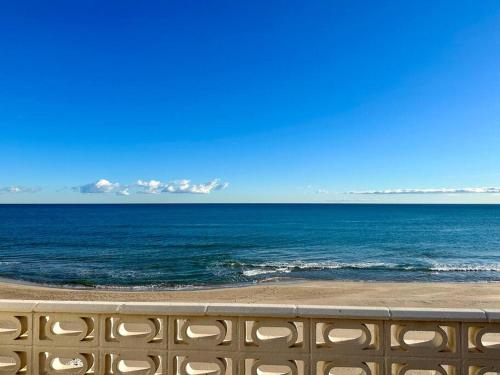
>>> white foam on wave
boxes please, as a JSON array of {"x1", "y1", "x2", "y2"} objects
[
  {"x1": 430, "y1": 263, "x2": 500, "y2": 272},
  {"x1": 243, "y1": 267, "x2": 292, "y2": 277},
  {"x1": 238, "y1": 260, "x2": 500, "y2": 277},
  {"x1": 257, "y1": 261, "x2": 388, "y2": 269},
  {"x1": 93, "y1": 283, "x2": 203, "y2": 291},
  {"x1": 240, "y1": 261, "x2": 398, "y2": 277}
]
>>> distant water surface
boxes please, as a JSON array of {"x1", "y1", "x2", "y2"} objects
[{"x1": 0, "y1": 204, "x2": 499, "y2": 288}]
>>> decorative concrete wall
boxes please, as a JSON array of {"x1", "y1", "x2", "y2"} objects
[{"x1": 0, "y1": 300, "x2": 499, "y2": 374}]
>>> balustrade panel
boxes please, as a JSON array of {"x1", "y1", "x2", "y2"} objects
[
  {"x1": 100, "y1": 315, "x2": 167, "y2": 349},
  {"x1": 34, "y1": 313, "x2": 99, "y2": 348},
  {"x1": 386, "y1": 321, "x2": 460, "y2": 358},
  {"x1": 312, "y1": 318, "x2": 384, "y2": 356},
  {"x1": 168, "y1": 316, "x2": 237, "y2": 352},
  {"x1": 239, "y1": 317, "x2": 309, "y2": 353}
]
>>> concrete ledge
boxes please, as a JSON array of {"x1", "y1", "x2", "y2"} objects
[
  {"x1": 118, "y1": 302, "x2": 208, "y2": 315},
  {"x1": 206, "y1": 303, "x2": 297, "y2": 317},
  {"x1": 0, "y1": 300, "x2": 491, "y2": 321},
  {"x1": 483, "y1": 308, "x2": 500, "y2": 323},
  {"x1": 389, "y1": 307, "x2": 487, "y2": 322},
  {"x1": 33, "y1": 301, "x2": 121, "y2": 313},
  {"x1": 297, "y1": 305, "x2": 390, "y2": 319},
  {"x1": 0, "y1": 300, "x2": 38, "y2": 312}
]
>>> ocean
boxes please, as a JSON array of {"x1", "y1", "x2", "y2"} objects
[{"x1": 0, "y1": 204, "x2": 499, "y2": 288}]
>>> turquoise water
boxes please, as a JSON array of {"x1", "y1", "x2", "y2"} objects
[{"x1": 0, "y1": 204, "x2": 499, "y2": 288}]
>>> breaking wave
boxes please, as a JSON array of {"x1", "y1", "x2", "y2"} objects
[
  {"x1": 229, "y1": 260, "x2": 500, "y2": 277},
  {"x1": 429, "y1": 264, "x2": 500, "y2": 272}
]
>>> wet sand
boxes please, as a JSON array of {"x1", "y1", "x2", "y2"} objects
[{"x1": 0, "y1": 279, "x2": 499, "y2": 307}]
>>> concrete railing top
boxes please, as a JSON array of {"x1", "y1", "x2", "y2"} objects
[{"x1": 0, "y1": 299, "x2": 498, "y2": 322}]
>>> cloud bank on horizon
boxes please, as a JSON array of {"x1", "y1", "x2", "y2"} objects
[
  {"x1": 74, "y1": 178, "x2": 229, "y2": 196},
  {"x1": 0, "y1": 186, "x2": 41, "y2": 194},
  {"x1": 137, "y1": 178, "x2": 229, "y2": 194},
  {"x1": 349, "y1": 187, "x2": 500, "y2": 194},
  {"x1": 3, "y1": 182, "x2": 500, "y2": 198}
]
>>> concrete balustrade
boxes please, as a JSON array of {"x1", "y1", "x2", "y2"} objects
[{"x1": 0, "y1": 300, "x2": 499, "y2": 374}]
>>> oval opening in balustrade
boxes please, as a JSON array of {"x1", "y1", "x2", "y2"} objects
[
  {"x1": 118, "y1": 322, "x2": 152, "y2": 338},
  {"x1": 328, "y1": 328, "x2": 364, "y2": 344},
  {"x1": 0, "y1": 320, "x2": 17, "y2": 334},
  {"x1": 50, "y1": 357, "x2": 84, "y2": 371},
  {"x1": 256, "y1": 327, "x2": 292, "y2": 342},
  {"x1": 185, "y1": 361, "x2": 221, "y2": 375},
  {"x1": 0, "y1": 356, "x2": 16, "y2": 369},
  {"x1": 117, "y1": 359, "x2": 152, "y2": 374},
  {"x1": 402, "y1": 330, "x2": 443, "y2": 348},
  {"x1": 328, "y1": 366, "x2": 367, "y2": 375},
  {"x1": 256, "y1": 364, "x2": 293, "y2": 375},
  {"x1": 187, "y1": 325, "x2": 221, "y2": 339},
  {"x1": 481, "y1": 332, "x2": 500, "y2": 349},
  {"x1": 52, "y1": 321, "x2": 84, "y2": 336}
]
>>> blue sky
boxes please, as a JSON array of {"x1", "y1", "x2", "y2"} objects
[{"x1": 1, "y1": 0, "x2": 499, "y2": 203}]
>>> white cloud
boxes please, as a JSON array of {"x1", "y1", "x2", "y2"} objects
[
  {"x1": 136, "y1": 179, "x2": 163, "y2": 194},
  {"x1": 316, "y1": 189, "x2": 329, "y2": 194},
  {"x1": 0, "y1": 186, "x2": 40, "y2": 194},
  {"x1": 349, "y1": 187, "x2": 500, "y2": 195},
  {"x1": 163, "y1": 179, "x2": 229, "y2": 194},
  {"x1": 73, "y1": 178, "x2": 228, "y2": 195},
  {"x1": 76, "y1": 179, "x2": 121, "y2": 194}
]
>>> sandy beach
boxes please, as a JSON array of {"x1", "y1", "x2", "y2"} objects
[{"x1": 1, "y1": 279, "x2": 499, "y2": 308}]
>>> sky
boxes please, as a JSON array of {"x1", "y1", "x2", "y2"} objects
[{"x1": 1, "y1": 0, "x2": 499, "y2": 203}]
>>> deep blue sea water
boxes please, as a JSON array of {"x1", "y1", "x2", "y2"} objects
[{"x1": 0, "y1": 204, "x2": 499, "y2": 288}]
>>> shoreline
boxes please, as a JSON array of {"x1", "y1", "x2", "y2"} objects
[
  {"x1": 0, "y1": 275, "x2": 309, "y2": 292},
  {"x1": 1, "y1": 278, "x2": 500, "y2": 307},
  {"x1": 1, "y1": 274, "x2": 498, "y2": 292}
]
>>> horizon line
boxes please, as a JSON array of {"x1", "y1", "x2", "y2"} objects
[{"x1": 1, "y1": 202, "x2": 500, "y2": 205}]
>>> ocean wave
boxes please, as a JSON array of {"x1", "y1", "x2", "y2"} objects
[
  {"x1": 237, "y1": 261, "x2": 403, "y2": 277},
  {"x1": 243, "y1": 268, "x2": 292, "y2": 277},
  {"x1": 229, "y1": 260, "x2": 500, "y2": 277},
  {"x1": 430, "y1": 264, "x2": 500, "y2": 272}
]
